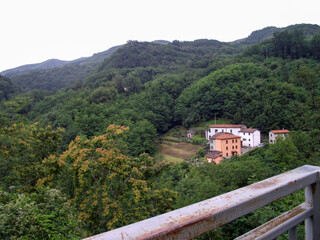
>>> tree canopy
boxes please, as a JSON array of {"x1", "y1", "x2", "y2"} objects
[{"x1": 1, "y1": 24, "x2": 320, "y2": 239}]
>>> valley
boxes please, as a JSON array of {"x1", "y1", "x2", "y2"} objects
[{"x1": 1, "y1": 24, "x2": 320, "y2": 239}]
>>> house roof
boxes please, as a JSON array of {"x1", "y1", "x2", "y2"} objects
[
  {"x1": 271, "y1": 130, "x2": 290, "y2": 134},
  {"x1": 209, "y1": 132, "x2": 241, "y2": 140},
  {"x1": 239, "y1": 128, "x2": 258, "y2": 133},
  {"x1": 205, "y1": 150, "x2": 222, "y2": 159},
  {"x1": 209, "y1": 124, "x2": 246, "y2": 128},
  {"x1": 187, "y1": 129, "x2": 196, "y2": 133}
]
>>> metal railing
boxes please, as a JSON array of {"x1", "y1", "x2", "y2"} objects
[{"x1": 86, "y1": 165, "x2": 320, "y2": 240}]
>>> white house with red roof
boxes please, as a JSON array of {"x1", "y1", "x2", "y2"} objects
[
  {"x1": 206, "y1": 124, "x2": 246, "y2": 140},
  {"x1": 269, "y1": 129, "x2": 290, "y2": 143},
  {"x1": 238, "y1": 128, "x2": 261, "y2": 147}
]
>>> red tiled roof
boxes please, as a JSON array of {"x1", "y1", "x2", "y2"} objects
[
  {"x1": 239, "y1": 128, "x2": 258, "y2": 133},
  {"x1": 271, "y1": 130, "x2": 290, "y2": 134},
  {"x1": 210, "y1": 132, "x2": 241, "y2": 140},
  {"x1": 209, "y1": 124, "x2": 246, "y2": 128}
]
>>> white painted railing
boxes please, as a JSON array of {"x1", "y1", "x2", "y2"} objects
[{"x1": 85, "y1": 165, "x2": 320, "y2": 240}]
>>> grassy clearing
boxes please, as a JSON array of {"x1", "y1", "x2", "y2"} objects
[
  {"x1": 162, "y1": 141, "x2": 179, "y2": 145},
  {"x1": 157, "y1": 141, "x2": 201, "y2": 160},
  {"x1": 162, "y1": 154, "x2": 184, "y2": 163},
  {"x1": 163, "y1": 136, "x2": 180, "y2": 141},
  {"x1": 157, "y1": 118, "x2": 231, "y2": 163}
]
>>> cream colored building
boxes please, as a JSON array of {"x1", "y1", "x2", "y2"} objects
[
  {"x1": 269, "y1": 130, "x2": 290, "y2": 143},
  {"x1": 239, "y1": 128, "x2": 261, "y2": 147}
]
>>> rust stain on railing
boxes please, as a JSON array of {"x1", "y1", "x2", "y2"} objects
[
  {"x1": 237, "y1": 204, "x2": 308, "y2": 240},
  {"x1": 85, "y1": 165, "x2": 320, "y2": 240}
]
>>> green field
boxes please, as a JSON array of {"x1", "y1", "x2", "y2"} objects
[
  {"x1": 157, "y1": 119, "x2": 231, "y2": 163},
  {"x1": 157, "y1": 141, "x2": 202, "y2": 163}
]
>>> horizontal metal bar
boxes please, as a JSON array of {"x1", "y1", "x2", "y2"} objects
[
  {"x1": 85, "y1": 165, "x2": 320, "y2": 240},
  {"x1": 235, "y1": 203, "x2": 313, "y2": 240}
]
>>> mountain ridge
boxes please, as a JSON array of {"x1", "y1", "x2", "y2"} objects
[
  {"x1": 2, "y1": 23, "x2": 319, "y2": 91},
  {"x1": 238, "y1": 23, "x2": 320, "y2": 44},
  {"x1": 1, "y1": 45, "x2": 122, "y2": 78},
  {"x1": 3, "y1": 24, "x2": 319, "y2": 76}
]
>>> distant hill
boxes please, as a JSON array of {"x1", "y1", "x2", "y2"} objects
[
  {"x1": 152, "y1": 40, "x2": 171, "y2": 44},
  {"x1": 2, "y1": 45, "x2": 121, "y2": 78},
  {"x1": 1, "y1": 59, "x2": 69, "y2": 77},
  {"x1": 1, "y1": 45, "x2": 121, "y2": 91},
  {"x1": 2, "y1": 24, "x2": 319, "y2": 92},
  {"x1": 97, "y1": 39, "x2": 236, "y2": 71},
  {"x1": 238, "y1": 24, "x2": 320, "y2": 44}
]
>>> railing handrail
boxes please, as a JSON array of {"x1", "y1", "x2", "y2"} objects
[{"x1": 85, "y1": 165, "x2": 320, "y2": 240}]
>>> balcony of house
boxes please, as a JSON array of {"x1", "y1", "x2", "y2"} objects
[{"x1": 85, "y1": 165, "x2": 320, "y2": 240}]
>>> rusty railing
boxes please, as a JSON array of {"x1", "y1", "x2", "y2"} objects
[{"x1": 86, "y1": 165, "x2": 320, "y2": 240}]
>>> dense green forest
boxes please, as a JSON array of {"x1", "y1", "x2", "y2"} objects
[{"x1": 1, "y1": 24, "x2": 320, "y2": 239}]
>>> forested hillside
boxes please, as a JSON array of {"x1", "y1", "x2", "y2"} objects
[
  {"x1": 1, "y1": 45, "x2": 121, "y2": 91},
  {"x1": 0, "y1": 75, "x2": 19, "y2": 101},
  {"x1": 1, "y1": 24, "x2": 320, "y2": 239}
]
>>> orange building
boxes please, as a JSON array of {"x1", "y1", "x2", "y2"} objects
[
  {"x1": 209, "y1": 132, "x2": 241, "y2": 158},
  {"x1": 205, "y1": 150, "x2": 223, "y2": 164}
]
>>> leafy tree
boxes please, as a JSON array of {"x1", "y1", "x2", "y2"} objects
[
  {"x1": 39, "y1": 125, "x2": 177, "y2": 235},
  {"x1": 0, "y1": 122, "x2": 64, "y2": 191},
  {"x1": 0, "y1": 186, "x2": 83, "y2": 239},
  {"x1": 123, "y1": 70, "x2": 143, "y2": 94},
  {"x1": 268, "y1": 137, "x2": 300, "y2": 171},
  {"x1": 125, "y1": 119, "x2": 158, "y2": 155},
  {"x1": 0, "y1": 75, "x2": 18, "y2": 101},
  {"x1": 3, "y1": 96, "x2": 33, "y2": 123},
  {"x1": 295, "y1": 65, "x2": 320, "y2": 111},
  {"x1": 311, "y1": 35, "x2": 320, "y2": 60},
  {"x1": 88, "y1": 84, "x2": 118, "y2": 103}
]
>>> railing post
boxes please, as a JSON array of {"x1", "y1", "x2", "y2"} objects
[
  {"x1": 305, "y1": 175, "x2": 320, "y2": 240},
  {"x1": 288, "y1": 226, "x2": 297, "y2": 240}
]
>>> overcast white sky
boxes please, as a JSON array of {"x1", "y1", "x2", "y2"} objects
[{"x1": 1, "y1": 0, "x2": 319, "y2": 72}]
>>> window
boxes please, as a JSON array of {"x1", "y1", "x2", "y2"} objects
[
  {"x1": 232, "y1": 140, "x2": 234, "y2": 143},
  {"x1": 232, "y1": 146, "x2": 234, "y2": 149},
  {"x1": 230, "y1": 130, "x2": 232, "y2": 133},
  {"x1": 210, "y1": 146, "x2": 213, "y2": 149},
  {"x1": 215, "y1": 129, "x2": 218, "y2": 133},
  {"x1": 236, "y1": 139, "x2": 238, "y2": 143},
  {"x1": 236, "y1": 145, "x2": 238, "y2": 149},
  {"x1": 226, "y1": 147, "x2": 228, "y2": 150},
  {"x1": 249, "y1": 133, "x2": 251, "y2": 136},
  {"x1": 209, "y1": 128, "x2": 211, "y2": 132},
  {"x1": 249, "y1": 139, "x2": 251, "y2": 141},
  {"x1": 226, "y1": 140, "x2": 228, "y2": 144},
  {"x1": 222, "y1": 129, "x2": 224, "y2": 132},
  {"x1": 226, "y1": 153, "x2": 228, "y2": 156},
  {"x1": 244, "y1": 133, "x2": 245, "y2": 135}
]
